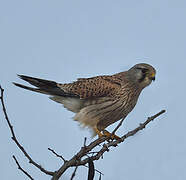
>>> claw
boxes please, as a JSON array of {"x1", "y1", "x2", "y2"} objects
[
  {"x1": 103, "y1": 130, "x2": 121, "y2": 140},
  {"x1": 94, "y1": 127, "x2": 104, "y2": 138},
  {"x1": 94, "y1": 127, "x2": 121, "y2": 140}
]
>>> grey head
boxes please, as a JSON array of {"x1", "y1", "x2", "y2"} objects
[{"x1": 127, "y1": 63, "x2": 156, "y2": 89}]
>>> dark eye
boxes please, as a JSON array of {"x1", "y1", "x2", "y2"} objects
[
  {"x1": 136, "y1": 67, "x2": 148, "y2": 74},
  {"x1": 141, "y1": 68, "x2": 148, "y2": 73}
]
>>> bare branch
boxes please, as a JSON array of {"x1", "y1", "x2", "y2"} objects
[
  {"x1": 48, "y1": 148, "x2": 66, "y2": 162},
  {"x1": 51, "y1": 110, "x2": 166, "y2": 179},
  {"x1": 84, "y1": 165, "x2": 104, "y2": 176},
  {"x1": 88, "y1": 157, "x2": 95, "y2": 180},
  {"x1": 77, "y1": 110, "x2": 166, "y2": 166},
  {"x1": 70, "y1": 166, "x2": 78, "y2": 180},
  {"x1": 99, "y1": 172, "x2": 102, "y2": 180},
  {"x1": 13, "y1": 155, "x2": 34, "y2": 180},
  {"x1": 84, "y1": 137, "x2": 87, "y2": 147},
  {"x1": 0, "y1": 86, "x2": 54, "y2": 176},
  {"x1": 112, "y1": 117, "x2": 125, "y2": 135}
]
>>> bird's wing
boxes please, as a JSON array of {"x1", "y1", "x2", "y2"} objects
[
  {"x1": 59, "y1": 75, "x2": 122, "y2": 99},
  {"x1": 14, "y1": 74, "x2": 122, "y2": 99}
]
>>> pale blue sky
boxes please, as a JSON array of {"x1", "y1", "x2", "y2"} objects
[{"x1": 1, "y1": 1, "x2": 186, "y2": 180}]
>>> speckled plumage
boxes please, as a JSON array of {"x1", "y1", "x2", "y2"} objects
[{"x1": 14, "y1": 63, "x2": 156, "y2": 136}]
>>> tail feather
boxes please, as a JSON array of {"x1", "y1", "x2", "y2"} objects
[
  {"x1": 17, "y1": 75, "x2": 57, "y2": 89},
  {"x1": 13, "y1": 82, "x2": 48, "y2": 94},
  {"x1": 14, "y1": 75, "x2": 63, "y2": 96},
  {"x1": 14, "y1": 75, "x2": 79, "y2": 97}
]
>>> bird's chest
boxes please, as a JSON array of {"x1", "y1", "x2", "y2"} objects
[{"x1": 115, "y1": 86, "x2": 141, "y2": 115}]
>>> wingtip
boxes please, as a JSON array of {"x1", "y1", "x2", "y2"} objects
[
  {"x1": 17, "y1": 74, "x2": 22, "y2": 78},
  {"x1": 13, "y1": 82, "x2": 41, "y2": 93},
  {"x1": 13, "y1": 82, "x2": 22, "y2": 86},
  {"x1": 13, "y1": 82, "x2": 23, "y2": 88},
  {"x1": 17, "y1": 74, "x2": 27, "y2": 80}
]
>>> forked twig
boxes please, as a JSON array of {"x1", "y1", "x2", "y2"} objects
[
  {"x1": 70, "y1": 166, "x2": 78, "y2": 180},
  {"x1": 48, "y1": 148, "x2": 66, "y2": 162},
  {"x1": 0, "y1": 86, "x2": 54, "y2": 177},
  {"x1": 13, "y1": 155, "x2": 34, "y2": 180}
]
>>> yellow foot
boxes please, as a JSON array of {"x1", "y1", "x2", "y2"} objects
[
  {"x1": 102, "y1": 130, "x2": 121, "y2": 140},
  {"x1": 94, "y1": 127, "x2": 105, "y2": 138},
  {"x1": 94, "y1": 127, "x2": 121, "y2": 140}
]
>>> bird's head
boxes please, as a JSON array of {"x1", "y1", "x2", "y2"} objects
[{"x1": 128, "y1": 63, "x2": 156, "y2": 89}]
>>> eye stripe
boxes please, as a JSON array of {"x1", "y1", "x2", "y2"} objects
[
  {"x1": 142, "y1": 69, "x2": 148, "y2": 73},
  {"x1": 136, "y1": 67, "x2": 149, "y2": 73},
  {"x1": 138, "y1": 73, "x2": 146, "y2": 82}
]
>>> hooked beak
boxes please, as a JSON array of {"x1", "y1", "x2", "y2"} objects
[
  {"x1": 150, "y1": 73, "x2": 156, "y2": 81},
  {"x1": 151, "y1": 76, "x2": 155, "y2": 81}
]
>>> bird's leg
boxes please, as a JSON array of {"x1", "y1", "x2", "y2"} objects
[
  {"x1": 94, "y1": 127, "x2": 121, "y2": 140},
  {"x1": 103, "y1": 130, "x2": 121, "y2": 140},
  {"x1": 102, "y1": 130, "x2": 121, "y2": 140},
  {"x1": 94, "y1": 127, "x2": 105, "y2": 138}
]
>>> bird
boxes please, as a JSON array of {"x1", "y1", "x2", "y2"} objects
[{"x1": 13, "y1": 63, "x2": 156, "y2": 139}]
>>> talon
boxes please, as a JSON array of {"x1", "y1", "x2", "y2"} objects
[
  {"x1": 103, "y1": 130, "x2": 121, "y2": 140},
  {"x1": 94, "y1": 127, "x2": 121, "y2": 141}
]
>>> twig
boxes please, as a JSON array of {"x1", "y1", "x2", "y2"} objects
[
  {"x1": 0, "y1": 86, "x2": 54, "y2": 176},
  {"x1": 88, "y1": 157, "x2": 95, "y2": 180},
  {"x1": 84, "y1": 137, "x2": 87, "y2": 147},
  {"x1": 48, "y1": 148, "x2": 66, "y2": 162},
  {"x1": 13, "y1": 155, "x2": 34, "y2": 180},
  {"x1": 70, "y1": 166, "x2": 78, "y2": 180},
  {"x1": 84, "y1": 165, "x2": 104, "y2": 175},
  {"x1": 99, "y1": 172, "x2": 102, "y2": 180},
  {"x1": 120, "y1": 110, "x2": 166, "y2": 141},
  {"x1": 112, "y1": 117, "x2": 125, "y2": 135},
  {"x1": 87, "y1": 151, "x2": 100, "y2": 155}
]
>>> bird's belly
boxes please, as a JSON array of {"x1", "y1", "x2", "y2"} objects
[{"x1": 74, "y1": 98, "x2": 130, "y2": 130}]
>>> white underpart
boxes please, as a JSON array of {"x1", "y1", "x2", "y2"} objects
[
  {"x1": 49, "y1": 96, "x2": 114, "y2": 136},
  {"x1": 49, "y1": 96, "x2": 84, "y2": 113}
]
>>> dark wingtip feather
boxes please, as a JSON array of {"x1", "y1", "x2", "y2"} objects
[
  {"x1": 14, "y1": 75, "x2": 79, "y2": 97},
  {"x1": 13, "y1": 82, "x2": 47, "y2": 94},
  {"x1": 17, "y1": 74, "x2": 26, "y2": 79},
  {"x1": 16, "y1": 75, "x2": 57, "y2": 89},
  {"x1": 17, "y1": 74, "x2": 37, "y2": 83},
  {"x1": 13, "y1": 82, "x2": 36, "y2": 91}
]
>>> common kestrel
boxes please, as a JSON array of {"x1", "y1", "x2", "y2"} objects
[{"x1": 14, "y1": 63, "x2": 156, "y2": 138}]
